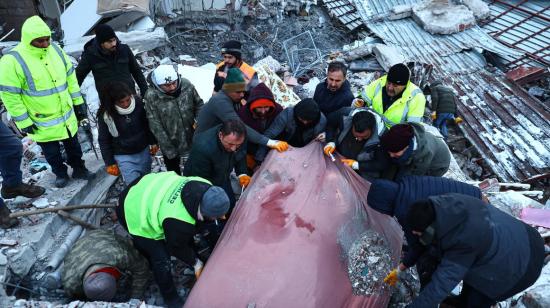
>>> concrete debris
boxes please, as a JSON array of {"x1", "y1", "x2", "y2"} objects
[
  {"x1": 347, "y1": 230, "x2": 393, "y2": 296},
  {"x1": 372, "y1": 44, "x2": 406, "y2": 71},
  {"x1": 412, "y1": 2, "x2": 476, "y2": 34},
  {"x1": 462, "y1": 0, "x2": 490, "y2": 21},
  {"x1": 0, "y1": 239, "x2": 18, "y2": 246},
  {"x1": 389, "y1": 4, "x2": 413, "y2": 20},
  {"x1": 0, "y1": 253, "x2": 7, "y2": 266},
  {"x1": 32, "y1": 198, "x2": 52, "y2": 209},
  {"x1": 300, "y1": 77, "x2": 321, "y2": 98},
  {"x1": 60, "y1": 0, "x2": 102, "y2": 44},
  {"x1": 64, "y1": 27, "x2": 168, "y2": 58}
]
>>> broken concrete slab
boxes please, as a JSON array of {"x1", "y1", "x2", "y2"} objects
[
  {"x1": 60, "y1": 0, "x2": 102, "y2": 43},
  {"x1": 412, "y1": 2, "x2": 476, "y2": 34},
  {"x1": 389, "y1": 4, "x2": 413, "y2": 20},
  {"x1": 463, "y1": 0, "x2": 490, "y2": 21},
  {"x1": 64, "y1": 27, "x2": 168, "y2": 58},
  {"x1": 177, "y1": 64, "x2": 217, "y2": 102},
  {"x1": 372, "y1": 44, "x2": 406, "y2": 71}
]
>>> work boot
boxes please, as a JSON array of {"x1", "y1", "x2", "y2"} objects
[
  {"x1": 1, "y1": 183, "x2": 46, "y2": 199},
  {"x1": 55, "y1": 176, "x2": 70, "y2": 188},
  {"x1": 0, "y1": 206, "x2": 19, "y2": 229},
  {"x1": 72, "y1": 168, "x2": 93, "y2": 180}
]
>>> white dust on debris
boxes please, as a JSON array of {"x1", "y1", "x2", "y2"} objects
[{"x1": 347, "y1": 230, "x2": 393, "y2": 296}]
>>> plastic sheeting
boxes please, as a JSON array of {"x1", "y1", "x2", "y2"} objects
[{"x1": 185, "y1": 143, "x2": 403, "y2": 308}]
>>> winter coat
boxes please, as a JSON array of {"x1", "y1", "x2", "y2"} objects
[
  {"x1": 255, "y1": 105, "x2": 327, "y2": 161},
  {"x1": 195, "y1": 91, "x2": 269, "y2": 145},
  {"x1": 409, "y1": 194, "x2": 544, "y2": 307},
  {"x1": 183, "y1": 124, "x2": 247, "y2": 186},
  {"x1": 326, "y1": 107, "x2": 387, "y2": 179},
  {"x1": 430, "y1": 82, "x2": 456, "y2": 114},
  {"x1": 367, "y1": 176, "x2": 482, "y2": 267},
  {"x1": 76, "y1": 38, "x2": 147, "y2": 97},
  {"x1": 0, "y1": 16, "x2": 84, "y2": 142},
  {"x1": 97, "y1": 97, "x2": 155, "y2": 166},
  {"x1": 143, "y1": 75, "x2": 203, "y2": 160},
  {"x1": 213, "y1": 61, "x2": 259, "y2": 92},
  {"x1": 358, "y1": 75, "x2": 426, "y2": 126},
  {"x1": 313, "y1": 79, "x2": 354, "y2": 115},
  {"x1": 61, "y1": 229, "x2": 149, "y2": 300},
  {"x1": 396, "y1": 123, "x2": 450, "y2": 178},
  {"x1": 237, "y1": 83, "x2": 283, "y2": 156}
]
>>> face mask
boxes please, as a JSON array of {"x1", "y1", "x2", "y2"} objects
[{"x1": 419, "y1": 225, "x2": 435, "y2": 246}]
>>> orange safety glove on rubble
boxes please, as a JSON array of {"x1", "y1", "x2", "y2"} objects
[
  {"x1": 238, "y1": 174, "x2": 251, "y2": 188},
  {"x1": 267, "y1": 140, "x2": 289, "y2": 152},
  {"x1": 383, "y1": 267, "x2": 403, "y2": 287},
  {"x1": 341, "y1": 159, "x2": 359, "y2": 170},
  {"x1": 194, "y1": 259, "x2": 204, "y2": 280},
  {"x1": 106, "y1": 164, "x2": 121, "y2": 176},
  {"x1": 323, "y1": 142, "x2": 336, "y2": 156},
  {"x1": 149, "y1": 144, "x2": 159, "y2": 155}
]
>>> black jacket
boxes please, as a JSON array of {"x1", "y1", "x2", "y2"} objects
[
  {"x1": 313, "y1": 79, "x2": 354, "y2": 115},
  {"x1": 430, "y1": 82, "x2": 457, "y2": 114},
  {"x1": 76, "y1": 38, "x2": 148, "y2": 97},
  {"x1": 184, "y1": 124, "x2": 248, "y2": 186},
  {"x1": 97, "y1": 97, "x2": 155, "y2": 166},
  {"x1": 326, "y1": 107, "x2": 387, "y2": 179},
  {"x1": 409, "y1": 194, "x2": 544, "y2": 307}
]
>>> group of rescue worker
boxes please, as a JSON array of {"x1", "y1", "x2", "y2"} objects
[{"x1": 0, "y1": 15, "x2": 545, "y2": 308}]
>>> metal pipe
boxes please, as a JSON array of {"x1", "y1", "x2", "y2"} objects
[{"x1": 45, "y1": 225, "x2": 83, "y2": 272}]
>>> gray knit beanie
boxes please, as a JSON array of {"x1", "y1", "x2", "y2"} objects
[{"x1": 201, "y1": 186, "x2": 230, "y2": 218}]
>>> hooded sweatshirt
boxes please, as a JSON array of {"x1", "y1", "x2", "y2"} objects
[{"x1": 0, "y1": 16, "x2": 84, "y2": 142}]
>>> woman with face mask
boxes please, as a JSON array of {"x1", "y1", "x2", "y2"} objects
[{"x1": 97, "y1": 81, "x2": 157, "y2": 185}]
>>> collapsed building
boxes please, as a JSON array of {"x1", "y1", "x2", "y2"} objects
[{"x1": 0, "y1": 0, "x2": 549, "y2": 307}]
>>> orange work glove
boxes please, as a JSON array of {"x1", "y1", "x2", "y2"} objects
[
  {"x1": 455, "y1": 116, "x2": 463, "y2": 124},
  {"x1": 149, "y1": 144, "x2": 159, "y2": 155},
  {"x1": 341, "y1": 159, "x2": 359, "y2": 170},
  {"x1": 267, "y1": 140, "x2": 289, "y2": 152},
  {"x1": 323, "y1": 142, "x2": 336, "y2": 156},
  {"x1": 238, "y1": 174, "x2": 251, "y2": 188},
  {"x1": 431, "y1": 112, "x2": 437, "y2": 120},
  {"x1": 106, "y1": 164, "x2": 120, "y2": 176},
  {"x1": 383, "y1": 266, "x2": 404, "y2": 287},
  {"x1": 194, "y1": 259, "x2": 204, "y2": 280}
]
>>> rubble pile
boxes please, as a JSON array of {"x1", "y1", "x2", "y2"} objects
[{"x1": 347, "y1": 230, "x2": 393, "y2": 296}]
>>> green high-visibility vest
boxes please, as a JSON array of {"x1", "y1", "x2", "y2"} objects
[{"x1": 124, "y1": 172, "x2": 209, "y2": 240}]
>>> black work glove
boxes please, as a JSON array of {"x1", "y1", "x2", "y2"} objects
[
  {"x1": 73, "y1": 103, "x2": 89, "y2": 122},
  {"x1": 21, "y1": 124, "x2": 38, "y2": 135}
]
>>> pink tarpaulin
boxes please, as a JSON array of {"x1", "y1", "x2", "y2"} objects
[
  {"x1": 184, "y1": 143, "x2": 403, "y2": 308},
  {"x1": 521, "y1": 207, "x2": 550, "y2": 229}
]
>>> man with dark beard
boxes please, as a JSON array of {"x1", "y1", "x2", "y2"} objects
[
  {"x1": 76, "y1": 24, "x2": 148, "y2": 98},
  {"x1": 255, "y1": 98, "x2": 327, "y2": 162},
  {"x1": 237, "y1": 83, "x2": 283, "y2": 170},
  {"x1": 313, "y1": 61, "x2": 354, "y2": 116}
]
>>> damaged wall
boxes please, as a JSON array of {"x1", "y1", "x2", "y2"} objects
[{"x1": 0, "y1": 0, "x2": 38, "y2": 41}]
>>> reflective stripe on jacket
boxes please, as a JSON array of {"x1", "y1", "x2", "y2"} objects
[
  {"x1": 360, "y1": 75, "x2": 426, "y2": 127},
  {"x1": 0, "y1": 16, "x2": 84, "y2": 142},
  {"x1": 124, "y1": 172, "x2": 209, "y2": 240}
]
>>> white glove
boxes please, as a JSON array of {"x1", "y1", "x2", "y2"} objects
[{"x1": 315, "y1": 132, "x2": 326, "y2": 142}]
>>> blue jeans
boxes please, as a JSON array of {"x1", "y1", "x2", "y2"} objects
[
  {"x1": 433, "y1": 113, "x2": 455, "y2": 139},
  {"x1": 37, "y1": 132, "x2": 85, "y2": 178},
  {"x1": 114, "y1": 147, "x2": 152, "y2": 185},
  {"x1": 0, "y1": 121, "x2": 23, "y2": 187}
]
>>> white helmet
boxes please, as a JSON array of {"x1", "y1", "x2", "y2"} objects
[{"x1": 152, "y1": 64, "x2": 179, "y2": 86}]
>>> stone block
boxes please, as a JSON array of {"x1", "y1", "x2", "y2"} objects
[{"x1": 412, "y1": 2, "x2": 476, "y2": 34}]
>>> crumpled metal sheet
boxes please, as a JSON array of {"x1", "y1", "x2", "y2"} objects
[{"x1": 184, "y1": 142, "x2": 403, "y2": 308}]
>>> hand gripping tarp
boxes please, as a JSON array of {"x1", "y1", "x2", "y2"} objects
[{"x1": 184, "y1": 142, "x2": 404, "y2": 308}]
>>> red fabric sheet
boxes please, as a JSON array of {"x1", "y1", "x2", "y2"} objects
[{"x1": 185, "y1": 143, "x2": 403, "y2": 308}]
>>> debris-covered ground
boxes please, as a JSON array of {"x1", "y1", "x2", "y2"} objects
[{"x1": 347, "y1": 230, "x2": 393, "y2": 296}]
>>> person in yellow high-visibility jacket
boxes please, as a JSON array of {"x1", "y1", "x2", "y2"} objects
[
  {"x1": 0, "y1": 16, "x2": 92, "y2": 188},
  {"x1": 354, "y1": 63, "x2": 426, "y2": 127}
]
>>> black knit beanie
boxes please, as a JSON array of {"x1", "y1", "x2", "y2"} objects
[
  {"x1": 95, "y1": 24, "x2": 116, "y2": 44},
  {"x1": 407, "y1": 199, "x2": 436, "y2": 232},
  {"x1": 221, "y1": 40, "x2": 242, "y2": 59},
  {"x1": 387, "y1": 63, "x2": 410, "y2": 86},
  {"x1": 294, "y1": 98, "x2": 320, "y2": 122}
]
